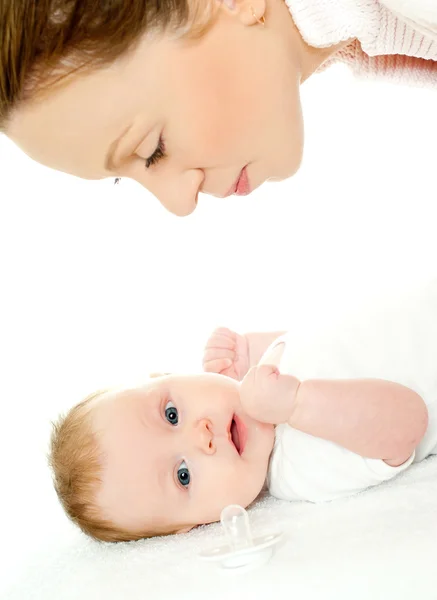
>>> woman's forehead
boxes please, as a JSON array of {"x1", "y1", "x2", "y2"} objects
[
  {"x1": 9, "y1": 74, "x2": 134, "y2": 178},
  {"x1": 8, "y1": 36, "x2": 164, "y2": 176}
]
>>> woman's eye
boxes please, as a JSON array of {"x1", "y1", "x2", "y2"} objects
[
  {"x1": 165, "y1": 401, "x2": 178, "y2": 425},
  {"x1": 177, "y1": 461, "x2": 190, "y2": 487},
  {"x1": 145, "y1": 136, "x2": 166, "y2": 169}
]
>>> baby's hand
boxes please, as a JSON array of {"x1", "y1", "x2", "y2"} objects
[
  {"x1": 240, "y1": 364, "x2": 300, "y2": 425},
  {"x1": 203, "y1": 327, "x2": 249, "y2": 381}
]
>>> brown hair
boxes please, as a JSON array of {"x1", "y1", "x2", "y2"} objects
[
  {"x1": 0, "y1": 0, "x2": 214, "y2": 132},
  {"x1": 48, "y1": 387, "x2": 182, "y2": 542}
]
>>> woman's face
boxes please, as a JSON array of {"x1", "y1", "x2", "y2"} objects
[{"x1": 8, "y1": 0, "x2": 310, "y2": 215}]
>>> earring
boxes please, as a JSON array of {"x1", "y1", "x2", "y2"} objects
[{"x1": 251, "y1": 6, "x2": 266, "y2": 25}]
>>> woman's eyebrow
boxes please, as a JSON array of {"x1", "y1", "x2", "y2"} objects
[{"x1": 104, "y1": 124, "x2": 135, "y2": 172}]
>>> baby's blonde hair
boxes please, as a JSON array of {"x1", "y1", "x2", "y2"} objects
[{"x1": 48, "y1": 387, "x2": 180, "y2": 542}]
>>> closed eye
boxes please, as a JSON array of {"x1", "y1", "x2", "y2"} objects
[{"x1": 145, "y1": 136, "x2": 166, "y2": 169}]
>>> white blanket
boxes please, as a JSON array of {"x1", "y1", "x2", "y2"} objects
[{"x1": 4, "y1": 456, "x2": 437, "y2": 600}]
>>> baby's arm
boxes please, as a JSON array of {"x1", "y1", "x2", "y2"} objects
[{"x1": 240, "y1": 366, "x2": 429, "y2": 466}]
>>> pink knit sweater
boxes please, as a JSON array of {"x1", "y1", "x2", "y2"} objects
[{"x1": 285, "y1": 0, "x2": 437, "y2": 87}]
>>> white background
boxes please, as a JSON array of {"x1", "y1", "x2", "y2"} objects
[{"x1": 1, "y1": 64, "x2": 436, "y2": 595}]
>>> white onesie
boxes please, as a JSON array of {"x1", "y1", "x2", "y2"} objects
[{"x1": 266, "y1": 281, "x2": 437, "y2": 503}]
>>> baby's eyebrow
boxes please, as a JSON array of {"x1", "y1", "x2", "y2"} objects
[
  {"x1": 155, "y1": 437, "x2": 186, "y2": 500},
  {"x1": 154, "y1": 451, "x2": 184, "y2": 506},
  {"x1": 138, "y1": 390, "x2": 161, "y2": 426},
  {"x1": 158, "y1": 464, "x2": 170, "y2": 496}
]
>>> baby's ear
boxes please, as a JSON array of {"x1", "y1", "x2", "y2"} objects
[{"x1": 149, "y1": 372, "x2": 171, "y2": 378}]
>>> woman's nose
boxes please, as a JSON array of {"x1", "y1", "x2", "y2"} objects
[
  {"x1": 151, "y1": 169, "x2": 204, "y2": 217},
  {"x1": 194, "y1": 418, "x2": 216, "y2": 455}
]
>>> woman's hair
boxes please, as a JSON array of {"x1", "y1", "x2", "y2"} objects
[
  {"x1": 48, "y1": 389, "x2": 180, "y2": 543},
  {"x1": 0, "y1": 0, "x2": 213, "y2": 132}
]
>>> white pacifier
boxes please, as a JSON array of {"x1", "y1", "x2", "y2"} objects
[{"x1": 198, "y1": 504, "x2": 283, "y2": 573}]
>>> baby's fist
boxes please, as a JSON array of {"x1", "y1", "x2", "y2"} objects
[
  {"x1": 203, "y1": 327, "x2": 249, "y2": 381},
  {"x1": 240, "y1": 364, "x2": 300, "y2": 425}
]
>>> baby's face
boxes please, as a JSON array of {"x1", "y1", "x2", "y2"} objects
[{"x1": 91, "y1": 374, "x2": 274, "y2": 534}]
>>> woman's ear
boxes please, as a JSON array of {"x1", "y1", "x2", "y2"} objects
[
  {"x1": 237, "y1": 0, "x2": 267, "y2": 27},
  {"x1": 216, "y1": 0, "x2": 267, "y2": 27}
]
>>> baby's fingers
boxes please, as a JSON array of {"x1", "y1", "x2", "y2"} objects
[
  {"x1": 203, "y1": 358, "x2": 233, "y2": 374},
  {"x1": 203, "y1": 347, "x2": 235, "y2": 364},
  {"x1": 206, "y1": 328, "x2": 236, "y2": 349},
  {"x1": 254, "y1": 364, "x2": 280, "y2": 381},
  {"x1": 244, "y1": 364, "x2": 279, "y2": 388}
]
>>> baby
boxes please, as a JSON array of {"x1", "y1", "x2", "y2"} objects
[{"x1": 49, "y1": 282, "x2": 437, "y2": 542}]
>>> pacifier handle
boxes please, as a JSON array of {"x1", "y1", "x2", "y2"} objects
[{"x1": 220, "y1": 505, "x2": 254, "y2": 551}]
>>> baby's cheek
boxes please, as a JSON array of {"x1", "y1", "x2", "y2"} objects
[{"x1": 226, "y1": 464, "x2": 261, "y2": 507}]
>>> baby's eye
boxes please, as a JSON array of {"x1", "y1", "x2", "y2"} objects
[
  {"x1": 165, "y1": 401, "x2": 178, "y2": 425},
  {"x1": 177, "y1": 461, "x2": 190, "y2": 487}
]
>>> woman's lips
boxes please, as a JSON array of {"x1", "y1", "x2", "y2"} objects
[
  {"x1": 225, "y1": 167, "x2": 251, "y2": 197},
  {"x1": 235, "y1": 167, "x2": 251, "y2": 196}
]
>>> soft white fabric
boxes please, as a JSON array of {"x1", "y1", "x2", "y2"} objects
[
  {"x1": 285, "y1": 0, "x2": 437, "y2": 55},
  {"x1": 267, "y1": 280, "x2": 437, "y2": 503},
  {"x1": 285, "y1": 0, "x2": 437, "y2": 87},
  {"x1": 380, "y1": 0, "x2": 437, "y2": 39},
  {"x1": 268, "y1": 424, "x2": 415, "y2": 502},
  {"x1": 4, "y1": 456, "x2": 437, "y2": 600}
]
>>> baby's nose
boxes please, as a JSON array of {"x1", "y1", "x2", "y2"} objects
[{"x1": 195, "y1": 418, "x2": 216, "y2": 455}]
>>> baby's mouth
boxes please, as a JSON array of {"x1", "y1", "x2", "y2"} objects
[
  {"x1": 230, "y1": 418, "x2": 241, "y2": 454},
  {"x1": 228, "y1": 415, "x2": 248, "y2": 455}
]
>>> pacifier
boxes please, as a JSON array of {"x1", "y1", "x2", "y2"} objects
[{"x1": 198, "y1": 505, "x2": 283, "y2": 573}]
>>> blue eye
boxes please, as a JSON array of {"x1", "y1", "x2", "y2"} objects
[
  {"x1": 177, "y1": 461, "x2": 190, "y2": 487},
  {"x1": 165, "y1": 401, "x2": 178, "y2": 425}
]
